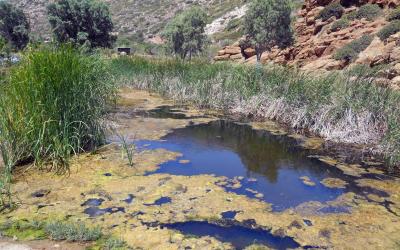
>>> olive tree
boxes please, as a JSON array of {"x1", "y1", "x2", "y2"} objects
[
  {"x1": 244, "y1": 0, "x2": 293, "y2": 63},
  {"x1": 47, "y1": 0, "x2": 116, "y2": 48},
  {"x1": 0, "y1": 1, "x2": 30, "y2": 50},
  {"x1": 163, "y1": 7, "x2": 208, "y2": 60}
]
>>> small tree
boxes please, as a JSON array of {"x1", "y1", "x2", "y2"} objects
[
  {"x1": 244, "y1": 0, "x2": 293, "y2": 63},
  {"x1": 47, "y1": 0, "x2": 116, "y2": 48},
  {"x1": 0, "y1": 1, "x2": 30, "y2": 50},
  {"x1": 163, "y1": 7, "x2": 208, "y2": 60}
]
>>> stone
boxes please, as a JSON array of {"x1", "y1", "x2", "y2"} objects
[
  {"x1": 230, "y1": 53, "x2": 243, "y2": 60},
  {"x1": 214, "y1": 54, "x2": 230, "y2": 61},
  {"x1": 217, "y1": 50, "x2": 225, "y2": 56},
  {"x1": 244, "y1": 48, "x2": 256, "y2": 57},
  {"x1": 224, "y1": 46, "x2": 241, "y2": 55}
]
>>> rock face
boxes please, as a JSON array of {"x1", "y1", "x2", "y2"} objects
[{"x1": 215, "y1": 0, "x2": 400, "y2": 89}]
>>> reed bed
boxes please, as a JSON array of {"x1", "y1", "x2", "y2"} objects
[{"x1": 110, "y1": 56, "x2": 400, "y2": 168}]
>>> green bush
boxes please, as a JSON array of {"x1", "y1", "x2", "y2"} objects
[
  {"x1": 334, "y1": 35, "x2": 373, "y2": 61},
  {"x1": 318, "y1": 3, "x2": 344, "y2": 21},
  {"x1": 162, "y1": 7, "x2": 208, "y2": 60},
  {"x1": 377, "y1": 20, "x2": 400, "y2": 41},
  {"x1": 47, "y1": 0, "x2": 116, "y2": 48},
  {"x1": 45, "y1": 221, "x2": 102, "y2": 241},
  {"x1": 357, "y1": 4, "x2": 381, "y2": 21},
  {"x1": 244, "y1": 0, "x2": 293, "y2": 62},
  {"x1": 331, "y1": 18, "x2": 349, "y2": 32},
  {"x1": 0, "y1": 1, "x2": 30, "y2": 50},
  {"x1": 345, "y1": 4, "x2": 381, "y2": 21},
  {"x1": 387, "y1": 7, "x2": 400, "y2": 21},
  {"x1": 0, "y1": 46, "x2": 115, "y2": 173}
]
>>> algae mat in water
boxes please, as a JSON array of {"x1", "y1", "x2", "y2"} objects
[{"x1": 2, "y1": 89, "x2": 400, "y2": 249}]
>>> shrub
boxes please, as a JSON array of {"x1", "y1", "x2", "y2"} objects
[
  {"x1": 387, "y1": 7, "x2": 400, "y2": 21},
  {"x1": 331, "y1": 18, "x2": 349, "y2": 32},
  {"x1": 334, "y1": 35, "x2": 373, "y2": 61},
  {"x1": 0, "y1": 46, "x2": 115, "y2": 173},
  {"x1": 318, "y1": 2, "x2": 344, "y2": 21},
  {"x1": 244, "y1": 0, "x2": 293, "y2": 62},
  {"x1": 354, "y1": 4, "x2": 381, "y2": 21},
  {"x1": 47, "y1": 0, "x2": 116, "y2": 48},
  {"x1": 0, "y1": 1, "x2": 30, "y2": 50},
  {"x1": 377, "y1": 20, "x2": 400, "y2": 41},
  {"x1": 45, "y1": 221, "x2": 102, "y2": 241}
]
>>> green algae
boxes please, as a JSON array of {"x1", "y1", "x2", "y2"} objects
[{"x1": 2, "y1": 89, "x2": 400, "y2": 249}]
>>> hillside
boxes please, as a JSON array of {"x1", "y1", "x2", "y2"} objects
[
  {"x1": 216, "y1": 0, "x2": 400, "y2": 90},
  {"x1": 14, "y1": 0, "x2": 246, "y2": 44}
]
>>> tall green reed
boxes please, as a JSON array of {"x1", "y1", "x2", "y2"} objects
[
  {"x1": 0, "y1": 46, "x2": 116, "y2": 174},
  {"x1": 110, "y1": 56, "x2": 400, "y2": 168}
]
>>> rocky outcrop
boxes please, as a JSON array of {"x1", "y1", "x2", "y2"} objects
[{"x1": 215, "y1": 0, "x2": 400, "y2": 89}]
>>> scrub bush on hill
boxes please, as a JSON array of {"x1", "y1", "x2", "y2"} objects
[
  {"x1": 334, "y1": 35, "x2": 373, "y2": 61},
  {"x1": 318, "y1": 2, "x2": 344, "y2": 21},
  {"x1": 378, "y1": 20, "x2": 400, "y2": 41}
]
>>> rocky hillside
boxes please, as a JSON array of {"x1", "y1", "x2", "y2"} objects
[
  {"x1": 216, "y1": 0, "x2": 400, "y2": 90},
  {"x1": 14, "y1": 0, "x2": 246, "y2": 43}
]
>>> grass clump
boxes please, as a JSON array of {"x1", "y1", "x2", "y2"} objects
[
  {"x1": 318, "y1": 2, "x2": 344, "y2": 21},
  {"x1": 330, "y1": 18, "x2": 349, "y2": 32},
  {"x1": 334, "y1": 35, "x2": 373, "y2": 61},
  {"x1": 387, "y1": 6, "x2": 400, "y2": 21},
  {"x1": 45, "y1": 221, "x2": 102, "y2": 242},
  {"x1": 104, "y1": 237, "x2": 128, "y2": 250},
  {"x1": 110, "y1": 56, "x2": 400, "y2": 168},
  {"x1": 377, "y1": 20, "x2": 400, "y2": 41},
  {"x1": 0, "y1": 46, "x2": 115, "y2": 173}
]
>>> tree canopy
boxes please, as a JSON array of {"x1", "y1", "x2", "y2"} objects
[
  {"x1": 0, "y1": 1, "x2": 30, "y2": 50},
  {"x1": 163, "y1": 7, "x2": 208, "y2": 60},
  {"x1": 47, "y1": 0, "x2": 116, "y2": 48},
  {"x1": 244, "y1": 0, "x2": 293, "y2": 62}
]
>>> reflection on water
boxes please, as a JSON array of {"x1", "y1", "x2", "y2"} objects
[
  {"x1": 162, "y1": 221, "x2": 301, "y2": 250},
  {"x1": 134, "y1": 120, "x2": 389, "y2": 211}
]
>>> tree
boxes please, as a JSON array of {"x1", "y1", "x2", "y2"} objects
[
  {"x1": 163, "y1": 7, "x2": 208, "y2": 60},
  {"x1": 243, "y1": 0, "x2": 293, "y2": 63},
  {"x1": 47, "y1": 0, "x2": 116, "y2": 48},
  {"x1": 0, "y1": 1, "x2": 30, "y2": 50}
]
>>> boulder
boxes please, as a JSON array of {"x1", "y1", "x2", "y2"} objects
[
  {"x1": 230, "y1": 53, "x2": 243, "y2": 60},
  {"x1": 224, "y1": 46, "x2": 241, "y2": 55},
  {"x1": 244, "y1": 48, "x2": 256, "y2": 57},
  {"x1": 217, "y1": 50, "x2": 225, "y2": 56},
  {"x1": 214, "y1": 54, "x2": 230, "y2": 61}
]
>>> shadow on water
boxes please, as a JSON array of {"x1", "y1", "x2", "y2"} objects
[
  {"x1": 161, "y1": 221, "x2": 300, "y2": 250},
  {"x1": 134, "y1": 120, "x2": 390, "y2": 211}
]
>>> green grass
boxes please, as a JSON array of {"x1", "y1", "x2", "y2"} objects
[
  {"x1": 0, "y1": 46, "x2": 116, "y2": 173},
  {"x1": 110, "y1": 56, "x2": 400, "y2": 168}
]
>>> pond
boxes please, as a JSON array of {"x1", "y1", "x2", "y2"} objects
[{"x1": 131, "y1": 120, "x2": 390, "y2": 211}]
